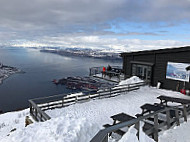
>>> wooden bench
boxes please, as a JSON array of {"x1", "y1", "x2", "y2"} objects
[
  {"x1": 140, "y1": 103, "x2": 176, "y2": 118},
  {"x1": 111, "y1": 112, "x2": 135, "y2": 124},
  {"x1": 140, "y1": 103, "x2": 165, "y2": 114},
  {"x1": 157, "y1": 95, "x2": 190, "y2": 121},
  {"x1": 103, "y1": 113, "x2": 135, "y2": 136},
  {"x1": 103, "y1": 124, "x2": 125, "y2": 136}
]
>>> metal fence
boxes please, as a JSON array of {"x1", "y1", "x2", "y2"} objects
[{"x1": 29, "y1": 82, "x2": 147, "y2": 122}]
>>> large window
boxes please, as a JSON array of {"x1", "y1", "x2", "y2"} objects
[{"x1": 132, "y1": 64, "x2": 152, "y2": 81}]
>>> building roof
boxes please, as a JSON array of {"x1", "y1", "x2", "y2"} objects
[{"x1": 120, "y1": 46, "x2": 190, "y2": 57}]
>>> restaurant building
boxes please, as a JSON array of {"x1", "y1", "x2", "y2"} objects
[{"x1": 120, "y1": 46, "x2": 190, "y2": 92}]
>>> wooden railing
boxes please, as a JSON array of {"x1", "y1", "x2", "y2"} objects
[
  {"x1": 90, "y1": 103, "x2": 190, "y2": 142},
  {"x1": 29, "y1": 100, "x2": 51, "y2": 122},
  {"x1": 29, "y1": 82, "x2": 147, "y2": 122}
]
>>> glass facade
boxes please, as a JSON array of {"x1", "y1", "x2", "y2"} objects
[{"x1": 132, "y1": 64, "x2": 152, "y2": 82}]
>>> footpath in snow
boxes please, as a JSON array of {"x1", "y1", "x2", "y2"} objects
[{"x1": 0, "y1": 77, "x2": 190, "y2": 142}]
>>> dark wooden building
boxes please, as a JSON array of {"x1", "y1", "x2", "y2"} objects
[{"x1": 121, "y1": 46, "x2": 190, "y2": 91}]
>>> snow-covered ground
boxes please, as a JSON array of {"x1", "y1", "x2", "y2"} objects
[
  {"x1": 118, "y1": 76, "x2": 144, "y2": 85},
  {"x1": 0, "y1": 109, "x2": 29, "y2": 140},
  {"x1": 0, "y1": 82, "x2": 190, "y2": 141}
]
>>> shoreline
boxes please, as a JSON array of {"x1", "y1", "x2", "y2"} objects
[
  {"x1": 40, "y1": 49, "x2": 122, "y2": 61},
  {"x1": 0, "y1": 64, "x2": 24, "y2": 85}
]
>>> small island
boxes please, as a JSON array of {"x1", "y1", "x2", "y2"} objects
[{"x1": 0, "y1": 63, "x2": 21, "y2": 84}]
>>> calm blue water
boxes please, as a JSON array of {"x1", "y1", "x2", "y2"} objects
[{"x1": 0, "y1": 47, "x2": 121, "y2": 112}]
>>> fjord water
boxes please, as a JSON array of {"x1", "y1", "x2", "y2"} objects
[{"x1": 0, "y1": 47, "x2": 121, "y2": 112}]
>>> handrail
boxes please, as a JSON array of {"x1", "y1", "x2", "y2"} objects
[
  {"x1": 29, "y1": 100, "x2": 51, "y2": 121},
  {"x1": 90, "y1": 102, "x2": 190, "y2": 142},
  {"x1": 36, "y1": 82, "x2": 146, "y2": 107},
  {"x1": 29, "y1": 81, "x2": 147, "y2": 122}
]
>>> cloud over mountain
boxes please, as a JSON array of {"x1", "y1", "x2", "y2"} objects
[{"x1": 1, "y1": 0, "x2": 190, "y2": 51}]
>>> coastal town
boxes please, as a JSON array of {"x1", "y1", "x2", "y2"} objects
[
  {"x1": 40, "y1": 48, "x2": 122, "y2": 60},
  {"x1": 0, "y1": 63, "x2": 21, "y2": 84}
]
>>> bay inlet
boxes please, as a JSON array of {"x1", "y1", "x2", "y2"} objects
[{"x1": 0, "y1": 47, "x2": 121, "y2": 112}]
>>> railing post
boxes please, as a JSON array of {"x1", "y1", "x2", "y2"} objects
[
  {"x1": 110, "y1": 88, "x2": 111, "y2": 97},
  {"x1": 35, "y1": 108, "x2": 38, "y2": 121},
  {"x1": 154, "y1": 114, "x2": 159, "y2": 142},
  {"x1": 29, "y1": 102, "x2": 32, "y2": 114},
  {"x1": 175, "y1": 108, "x2": 180, "y2": 126},
  {"x1": 40, "y1": 113, "x2": 43, "y2": 121},
  {"x1": 62, "y1": 98, "x2": 64, "y2": 107},
  {"x1": 166, "y1": 110, "x2": 171, "y2": 129},
  {"x1": 182, "y1": 104, "x2": 187, "y2": 122}
]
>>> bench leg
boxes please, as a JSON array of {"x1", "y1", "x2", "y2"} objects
[
  {"x1": 175, "y1": 108, "x2": 180, "y2": 126},
  {"x1": 109, "y1": 120, "x2": 116, "y2": 136},
  {"x1": 183, "y1": 105, "x2": 187, "y2": 122}
]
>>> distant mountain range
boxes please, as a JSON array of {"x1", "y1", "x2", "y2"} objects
[
  {"x1": 0, "y1": 45, "x2": 122, "y2": 60},
  {"x1": 40, "y1": 48, "x2": 122, "y2": 60}
]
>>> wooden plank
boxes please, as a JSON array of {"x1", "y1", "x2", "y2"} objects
[
  {"x1": 183, "y1": 104, "x2": 187, "y2": 122},
  {"x1": 153, "y1": 114, "x2": 158, "y2": 142},
  {"x1": 111, "y1": 113, "x2": 135, "y2": 122},
  {"x1": 166, "y1": 110, "x2": 171, "y2": 129},
  {"x1": 77, "y1": 97, "x2": 90, "y2": 102},
  {"x1": 103, "y1": 124, "x2": 125, "y2": 136},
  {"x1": 63, "y1": 96, "x2": 77, "y2": 100},
  {"x1": 175, "y1": 108, "x2": 180, "y2": 126},
  {"x1": 146, "y1": 117, "x2": 164, "y2": 124}
]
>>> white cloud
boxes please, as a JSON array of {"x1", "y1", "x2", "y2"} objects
[
  {"x1": 0, "y1": 0, "x2": 190, "y2": 49},
  {"x1": 10, "y1": 36, "x2": 190, "y2": 53}
]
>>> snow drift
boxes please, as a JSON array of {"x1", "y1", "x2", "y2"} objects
[{"x1": 119, "y1": 76, "x2": 143, "y2": 85}]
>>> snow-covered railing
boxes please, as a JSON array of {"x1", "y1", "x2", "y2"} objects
[
  {"x1": 90, "y1": 103, "x2": 190, "y2": 142},
  {"x1": 29, "y1": 81, "x2": 147, "y2": 122},
  {"x1": 29, "y1": 100, "x2": 51, "y2": 122}
]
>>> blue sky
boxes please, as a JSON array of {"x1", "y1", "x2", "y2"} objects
[{"x1": 0, "y1": 0, "x2": 190, "y2": 51}]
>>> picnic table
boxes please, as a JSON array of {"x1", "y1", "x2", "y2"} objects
[
  {"x1": 109, "y1": 112, "x2": 156, "y2": 136},
  {"x1": 111, "y1": 112, "x2": 135, "y2": 125},
  {"x1": 104, "y1": 113, "x2": 135, "y2": 136},
  {"x1": 157, "y1": 95, "x2": 190, "y2": 105},
  {"x1": 139, "y1": 103, "x2": 176, "y2": 118},
  {"x1": 111, "y1": 67, "x2": 123, "y2": 73},
  {"x1": 157, "y1": 95, "x2": 190, "y2": 121},
  {"x1": 140, "y1": 103, "x2": 165, "y2": 114},
  {"x1": 101, "y1": 70, "x2": 120, "y2": 79}
]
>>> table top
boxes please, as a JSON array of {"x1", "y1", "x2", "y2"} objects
[
  {"x1": 140, "y1": 103, "x2": 164, "y2": 112},
  {"x1": 110, "y1": 113, "x2": 135, "y2": 122},
  {"x1": 157, "y1": 95, "x2": 190, "y2": 104}
]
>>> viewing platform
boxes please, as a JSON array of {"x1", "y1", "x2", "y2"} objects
[{"x1": 89, "y1": 66, "x2": 125, "y2": 83}]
